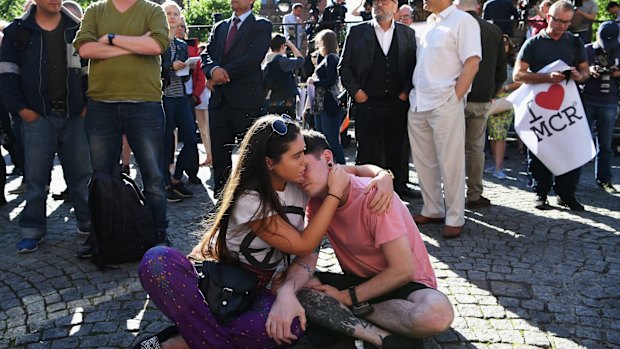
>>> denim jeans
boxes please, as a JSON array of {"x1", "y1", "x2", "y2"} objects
[
  {"x1": 19, "y1": 112, "x2": 92, "y2": 239},
  {"x1": 85, "y1": 101, "x2": 167, "y2": 232},
  {"x1": 163, "y1": 96, "x2": 197, "y2": 184},
  {"x1": 585, "y1": 103, "x2": 618, "y2": 182},
  {"x1": 314, "y1": 110, "x2": 346, "y2": 164}
]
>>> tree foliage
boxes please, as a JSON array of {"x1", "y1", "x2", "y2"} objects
[{"x1": 183, "y1": 0, "x2": 262, "y2": 42}]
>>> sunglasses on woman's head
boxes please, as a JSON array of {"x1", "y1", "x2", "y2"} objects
[{"x1": 271, "y1": 114, "x2": 293, "y2": 136}]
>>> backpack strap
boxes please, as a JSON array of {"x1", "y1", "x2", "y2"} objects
[{"x1": 571, "y1": 33, "x2": 582, "y2": 67}]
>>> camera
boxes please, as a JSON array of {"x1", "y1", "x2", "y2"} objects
[
  {"x1": 572, "y1": 0, "x2": 583, "y2": 8},
  {"x1": 595, "y1": 66, "x2": 612, "y2": 94}
]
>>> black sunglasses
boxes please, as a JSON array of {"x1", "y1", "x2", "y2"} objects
[{"x1": 271, "y1": 114, "x2": 294, "y2": 136}]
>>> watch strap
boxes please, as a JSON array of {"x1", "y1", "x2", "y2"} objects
[{"x1": 348, "y1": 286, "x2": 359, "y2": 306}]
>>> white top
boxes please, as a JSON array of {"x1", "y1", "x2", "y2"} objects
[
  {"x1": 225, "y1": 184, "x2": 309, "y2": 270},
  {"x1": 372, "y1": 19, "x2": 395, "y2": 56},
  {"x1": 283, "y1": 12, "x2": 303, "y2": 46},
  {"x1": 409, "y1": 5, "x2": 481, "y2": 112}
]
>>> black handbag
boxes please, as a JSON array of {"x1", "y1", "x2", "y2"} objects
[
  {"x1": 199, "y1": 260, "x2": 258, "y2": 323},
  {"x1": 197, "y1": 211, "x2": 259, "y2": 323}
]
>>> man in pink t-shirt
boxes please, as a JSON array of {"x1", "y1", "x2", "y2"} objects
[{"x1": 293, "y1": 130, "x2": 454, "y2": 347}]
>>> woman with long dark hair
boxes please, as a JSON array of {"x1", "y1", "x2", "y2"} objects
[
  {"x1": 309, "y1": 29, "x2": 346, "y2": 164},
  {"x1": 135, "y1": 115, "x2": 393, "y2": 348}
]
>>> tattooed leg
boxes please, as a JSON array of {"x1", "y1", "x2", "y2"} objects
[{"x1": 297, "y1": 289, "x2": 390, "y2": 347}]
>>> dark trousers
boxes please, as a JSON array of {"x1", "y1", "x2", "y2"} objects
[
  {"x1": 353, "y1": 97, "x2": 410, "y2": 189},
  {"x1": 209, "y1": 101, "x2": 265, "y2": 194},
  {"x1": 184, "y1": 94, "x2": 199, "y2": 178},
  {"x1": 528, "y1": 150, "x2": 581, "y2": 199}
]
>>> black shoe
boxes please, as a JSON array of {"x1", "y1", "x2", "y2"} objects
[
  {"x1": 76, "y1": 236, "x2": 95, "y2": 259},
  {"x1": 382, "y1": 334, "x2": 424, "y2": 349},
  {"x1": 167, "y1": 188, "x2": 184, "y2": 203},
  {"x1": 154, "y1": 231, "x2": 171, "y2": 247},
  {"x1": 52, "y1": 189, "x2": 71, "y2": 201},
  {"x1": 171, "y1": 181, "x2": 193, "y2": 198},
  {"x1": 534, "y1": 195, "x2": 552, "y2": 210},
  {"x1": 187, "y1": 175, "x2": 201, "y2": 185},
  {"x1": 396, "y1": 186, "x2": 421, "y2": 199},
  {"x1": 557, "y1": 197, "x2": 585, "y2": 211},
  {"x1": 466, "y1": 196, "x2": 491, "y2": 209},
  {"x1": 596, "y1": 180, "x2": 618, "y2": 194},
  {"x1": 133, "y1": 325, "x2": 179, "y2": 349}
]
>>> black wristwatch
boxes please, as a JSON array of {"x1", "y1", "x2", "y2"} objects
[
  {"x1": 348, "y1": 286, "x2": 374, "y2": 317},
  {"x1": 108, "y1": 33, "x2": 115, "y2": 45}
]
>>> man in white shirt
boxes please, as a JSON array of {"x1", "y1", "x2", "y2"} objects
[
  {"x1": 283, "y1": 3, "x2": 306, "y2": 54},
  {"x1": 407, "y1": 0, "x2": 481, "y2": 238}
]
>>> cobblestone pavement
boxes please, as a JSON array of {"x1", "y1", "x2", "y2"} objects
[{"x1": 1, "y1": 141, "x2": 618, "y2": 349}]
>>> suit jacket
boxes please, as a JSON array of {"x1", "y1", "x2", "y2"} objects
[
  {"x1": 339, "y1": 21, "x2": 417, "y2": 99},
  {"x1": 201, "y1": 14, "x2": 271, "y2": 110}
]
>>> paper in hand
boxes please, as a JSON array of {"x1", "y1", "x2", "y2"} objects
[{"x1": 176, "y1": 56, "x2": 201, "y2": 77}]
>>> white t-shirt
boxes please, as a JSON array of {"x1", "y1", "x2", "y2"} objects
[
  {"x1": 410, "y1": 5, "x2": 481, "y2": 112},
  {"x1": 225, "y1": 184, "x2": 309, "y2": 271}
]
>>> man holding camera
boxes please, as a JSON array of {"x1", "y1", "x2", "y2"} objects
[
  {"x1": 514, "y1": 0, "x2": 590, "y2": 210},
  {"x1": 570, "y1": 0, "x2": 598, "y2": 45},
  {"x1": 582, "y1": 21, "x2": 620, "y2": 194}
]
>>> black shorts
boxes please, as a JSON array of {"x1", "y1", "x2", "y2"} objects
[{"x1": 315, "y1": 271, "x2": 429, "y2": 304}]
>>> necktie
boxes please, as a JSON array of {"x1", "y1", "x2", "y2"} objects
[{"x1": 224, "y1": 17, "x2": 240, "y2": 54}]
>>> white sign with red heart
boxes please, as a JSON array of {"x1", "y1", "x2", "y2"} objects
[{"x1": 507, "y1": 60, "x2": 596, "y2": 176}]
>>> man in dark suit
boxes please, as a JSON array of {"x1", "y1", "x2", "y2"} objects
[
  {"x1": 339, "y1": 0, "x2": 417, "y2": 199},
  {"x1": 201, "y1": 0, "x2": 271, "y2": 194}
]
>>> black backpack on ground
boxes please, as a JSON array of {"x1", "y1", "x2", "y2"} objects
[{"x1": 88, "y1": 166, "x2": 157, "y2": 269}]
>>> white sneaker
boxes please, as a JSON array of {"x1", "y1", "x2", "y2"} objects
[
  {"x1": 484, "y1": 165, "x2": 495, "y2": 174},
  {"x1": 493, "y1": 169, "x2": 507, "y2": 180}
]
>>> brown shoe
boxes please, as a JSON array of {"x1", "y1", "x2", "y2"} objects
[
  {"x1": 442, "y1": 225, "x2": 462, "y2": 239},
  {"x1": 466, "y1": 196, "x2": 491, "y2": 209},
  {"x1": 413, "y1": 215, "x2": 444, "y2": 225}
]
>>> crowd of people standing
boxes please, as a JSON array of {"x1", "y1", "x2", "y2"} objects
[{"x1": 0, "y1": 0, "x2": 618, "y2": 347}]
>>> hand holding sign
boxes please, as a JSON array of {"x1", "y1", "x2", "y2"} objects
[{"x1": 507, "y1": 60, "x2": 595, "y2": 176}]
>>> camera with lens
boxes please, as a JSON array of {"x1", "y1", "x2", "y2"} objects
[
  {"x1": 595, "y1": 66, "x2": 612, "y2": 94},
  {"x1": 594, "y1": 50, "x2": 614, "y2": 94}
]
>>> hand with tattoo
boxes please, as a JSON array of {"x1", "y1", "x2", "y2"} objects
[{"x1": 266, "y1": 286, "x2": 307, "y2": 345}]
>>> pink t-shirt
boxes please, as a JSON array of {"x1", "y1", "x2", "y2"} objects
[{"x1": 307, "y1": 176, "x2": 437, "y2": 289}]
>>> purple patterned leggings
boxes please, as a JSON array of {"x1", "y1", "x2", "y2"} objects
[{"x1": 138, "y1": 246, "x2": 303, "y2": 349}]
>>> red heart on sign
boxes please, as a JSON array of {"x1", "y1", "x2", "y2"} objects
[{"x1": 534, "y1": 83, "x2": 564, "y2": 110}]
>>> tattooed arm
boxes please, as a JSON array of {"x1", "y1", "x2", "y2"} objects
[
  {"x1": 297, "y1": 288, "x2": 391, "y2": 347},
  {"x1": 266, "y1": 252, "x2": 319, "y2": 345}
]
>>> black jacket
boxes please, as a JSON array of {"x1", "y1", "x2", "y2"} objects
[
  {"x1": 0, "y1": 5, "x2": 87, "y2": 116},
  {"x1": 201, "y1": 15, "x2": 271, "y2": 110},
  {"x1": 161, "y1": 38, "x2": 189, "y2": 90},
  {"x1": 467, "y1": 11, "x2": 507, "y2": 103},
  {"x1": 339, "y1": 21, "x2": 416, "y2": 99}
]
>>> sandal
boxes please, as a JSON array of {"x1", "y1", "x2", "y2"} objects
[{"x1": 133, "y1": 325, "x2": 179, "y2": 349}]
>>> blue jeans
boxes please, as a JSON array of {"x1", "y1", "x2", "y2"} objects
[
  {"x1": 163, "y1": 96, "x2": 197, "y2": 184},
  {"x1": 314, "y1": 110, "x2": 346, "y2": 164},
  {"x1": 19, "y1": 113, "x2": 92, "y2": 239},
  {"x1": 585, "y1": 103, "x2": 618, "y2": 182},
  {"x1": 85, "y1": 101, "x2": 167, "y2": 232}
]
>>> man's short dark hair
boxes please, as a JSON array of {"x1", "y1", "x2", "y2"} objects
[
  {"x1": 303, "y1": 130, "x2": 332, "y2": 157},
  {"x1": 270, "y1": 33, "x2": 286, "y2": 51},
  {"x1": 607, "y1": 1, "x2": 619, "y2": 10}
]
